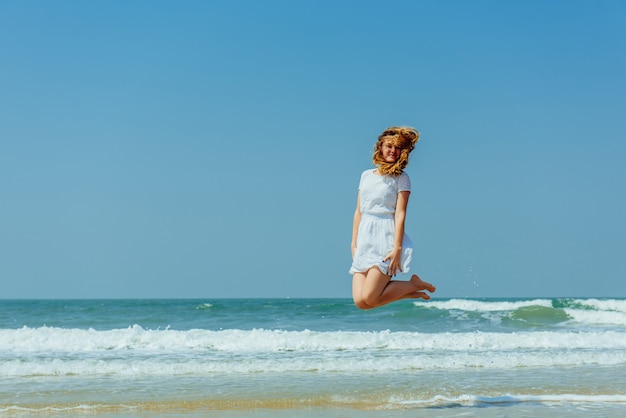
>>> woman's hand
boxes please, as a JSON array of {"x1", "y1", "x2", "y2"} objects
[{"x1": 383, "y1": 247, "x2": 403, "y2": 276}]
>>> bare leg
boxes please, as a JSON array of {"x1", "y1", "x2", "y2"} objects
[
  {"x1": 410, "y1": 274, "x2": 436, "y2": 293},
  {"x1": 352, "y1": 268, "x2": 436, "y2": 310},
  {"x1": 352, "y1": 272, "x2": 369, "y2": 309}
]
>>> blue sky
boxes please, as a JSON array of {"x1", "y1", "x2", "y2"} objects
[{"x1": 1, "y1": 0, "x2": 625, "y2": 299}]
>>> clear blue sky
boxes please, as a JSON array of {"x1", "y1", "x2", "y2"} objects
[{"x1": 1, "y1": 0, "x2": 625, "y2": 299}]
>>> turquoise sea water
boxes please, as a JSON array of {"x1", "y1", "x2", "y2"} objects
[{"x1": 1, "y1": 298, "x2": 625, "y2": 417}]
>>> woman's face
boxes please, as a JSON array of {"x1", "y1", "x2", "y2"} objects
[{"x1": 380, "y1": 138, "x2": 403, "y2": 163}]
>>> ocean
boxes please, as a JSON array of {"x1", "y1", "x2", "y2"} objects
[{"x1": 1, "y1": 298, "x2": 625, "y2": 417}]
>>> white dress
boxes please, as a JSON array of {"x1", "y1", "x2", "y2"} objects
[{"x1": 349, "y1": 169, "x2": 413, "y2": 276}]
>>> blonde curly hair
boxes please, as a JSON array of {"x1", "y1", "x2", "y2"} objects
[{"x1": 372, "y1": 126, "x2": 420, "y2": 176}]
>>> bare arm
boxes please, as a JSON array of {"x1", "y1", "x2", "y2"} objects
[
  {"x1": 384, "y1": 190, "x2": 410, "y2": 276},
  {"x1": 351, "y1": 192, "x2": 362, "y2": 258}
]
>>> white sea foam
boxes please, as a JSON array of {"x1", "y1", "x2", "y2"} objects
[
  {"x1": 0, "y1": 405, "x2": 100, "y2": 414},
  {"x1": 2, "y1": 350, "x2": 626, "y2": 377},
  {"x1": 413, "y1": 298, "x2": 626, "y2": 326},
  {"x1": 416, "y1": 298, "x2": 626, "y2": 312},
  {"x1": 569, "y1": 298, "x2": 626, "y2": 313},
  {"x1": 415, "y1": 299, "x2": 555, "y2": 311},
  {"x1": 3, "y1": 327, "x2": 626, "y2": 353},
  {"x1": 564, "y1": 308, "x2": 626, "y2": 325},
  {"x1": 2, "y1": 327, "x2": 626, "y2": 377},
  {"x1": 399, "y1": 393, "x2": 626, "y2": 408}
]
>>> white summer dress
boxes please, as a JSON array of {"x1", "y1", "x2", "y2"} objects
[{"x1": 349, "y1": 169, "x2": 414, "y2": 276}]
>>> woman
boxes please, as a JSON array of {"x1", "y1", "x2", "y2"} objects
[{"x1": 350, "y1": 126, "x2": 436, "y2": 309}]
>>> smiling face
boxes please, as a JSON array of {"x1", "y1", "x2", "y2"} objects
[
  {"x1": 371, "y1": 126, "x2": 420, "y2": 176},
  {"x1": 380, "y1": 138, "x2": 403, "y2": 163}
]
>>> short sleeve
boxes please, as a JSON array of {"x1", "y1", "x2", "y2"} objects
[
  {"x1": 397, "y1": 172, "x2": 411, "y2": 192},
  {"x1": 357, "y1": 170, "x2": 369, "y2": 190}
]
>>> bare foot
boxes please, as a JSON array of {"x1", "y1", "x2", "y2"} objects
[
  {"x1": 406, "y1": 291, "x2": 430, "y2": 300},
  {"x1": 410, "y1": 274, "x2": 436, "y2": 293}
]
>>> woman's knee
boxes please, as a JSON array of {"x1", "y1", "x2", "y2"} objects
[
  {"x1": 359, "y1": 287, "x2": 383, "y2": 308},
  {"x1": 353, "y1": 297, "x2": 373, "y2": 310}
]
